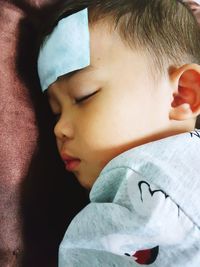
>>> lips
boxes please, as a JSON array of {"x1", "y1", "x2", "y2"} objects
[{"x1": 61, "y1": 154, "x2": 81, "y2": 172}]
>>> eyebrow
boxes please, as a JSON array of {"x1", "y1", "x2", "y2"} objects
[
  {"x1": 60, "y1": 65, "x2": 97, "y2": 80},
  {"x1": 47, "y1": 65, "x2": 97, "y2": 98},
  {"x1": 64, "y1": 69, "x2": 79, "y2": 78}
]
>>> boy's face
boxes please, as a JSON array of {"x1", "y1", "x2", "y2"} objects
[{"x1": 48, "y1": 21, "x2": 175, "y2": 189}]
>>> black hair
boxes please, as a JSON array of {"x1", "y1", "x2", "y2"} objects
[{"x1": 38, "y1": 0, "x2": 200, "y2": 72}]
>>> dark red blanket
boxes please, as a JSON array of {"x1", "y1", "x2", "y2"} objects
[{"x1": 0, "y1": 1, "x2": 88, "y2": 266}]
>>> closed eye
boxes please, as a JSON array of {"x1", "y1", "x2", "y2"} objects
[{"x1": 75, "y1": 90, "x2": 99, "y2": 104}]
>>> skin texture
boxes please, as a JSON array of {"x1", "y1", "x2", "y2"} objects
[{"x1": 48, "y1": 20, "x2": 199, "y2": 190}]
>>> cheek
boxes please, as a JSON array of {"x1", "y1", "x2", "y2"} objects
[{"x1": 78, "y1": 101, "x2": 138, "y2": 152}]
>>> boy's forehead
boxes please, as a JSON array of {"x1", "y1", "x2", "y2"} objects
[{"x1": 37, "y1": 8, "x2": 90, "y2": 92}]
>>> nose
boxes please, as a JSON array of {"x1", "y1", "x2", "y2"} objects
[{"x1": 54, "y1": 115, "x2": 74, "y2": 140}]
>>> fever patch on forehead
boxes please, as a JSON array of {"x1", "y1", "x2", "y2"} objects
[{"x1": 37, "y1": 8, "x2": 90, "y2": 92}]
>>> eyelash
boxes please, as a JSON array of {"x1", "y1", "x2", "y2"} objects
[
  {"x1": 51, "y1": 90, "x2": 99, "y2": 122},
  {"x1": 75, "y1": 90, "x2": 99, "y2": 104}
]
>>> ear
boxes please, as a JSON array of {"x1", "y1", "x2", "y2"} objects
[{"x1": 169, "y1": 64, "x2": 200, "y2": 121}]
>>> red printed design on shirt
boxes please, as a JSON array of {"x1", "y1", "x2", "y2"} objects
[{"x1": 125, "y1": 246, "x2": 159, "y2": 265}]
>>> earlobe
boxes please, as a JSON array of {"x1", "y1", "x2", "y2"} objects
[{"x1": 169, "y1": 64, "x2": 200, "y2": 121}]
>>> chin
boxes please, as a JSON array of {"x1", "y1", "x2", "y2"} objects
[
  {"x1": 77, "y1": 174, "x2": 97, "y2": 191},
  {"x1": 80, "y1": 180, "x2": 92, "y2": 190}
]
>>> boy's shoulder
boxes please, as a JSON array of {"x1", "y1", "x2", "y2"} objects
[
  {"x1": 91, "y1": 130, "x2": 200, "y2": 226},
  {"x1": 100, "y1": 130, "x2": 200, "y2": 175}
]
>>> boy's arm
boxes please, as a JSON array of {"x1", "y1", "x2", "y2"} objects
[{"x1": 59, "y1": 171, "x2": 199, "y2": 266}]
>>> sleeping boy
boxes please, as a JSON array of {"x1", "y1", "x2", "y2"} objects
[{"x1": 37, "y1": 0, "x2": 200, "y2": 266}]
